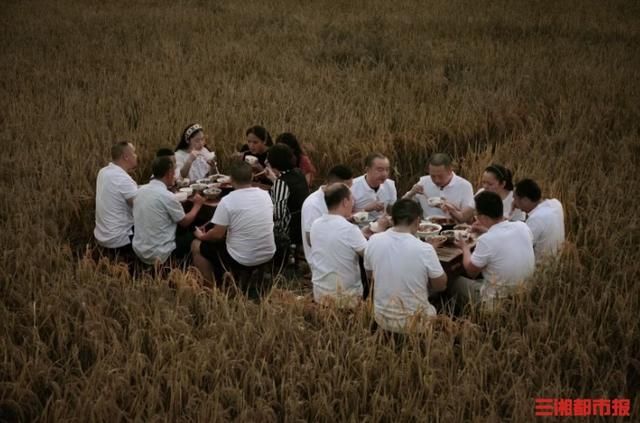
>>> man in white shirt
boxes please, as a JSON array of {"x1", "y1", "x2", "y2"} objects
[
  {"x1": 301, "y1": 165, "x2": 354, "y2": 264},
  {"x1": 513, "y1": 179, "x2": 565, "y2": 261},
  {"x1": 192, "y1": 162, "x2": 276, "y2": 286},
  {"x1": 351, "y1": 153, "x2": 397, "y2": 220},
  {"x1": 132, "y1": 157, "x2": 204, "y2": 265},
  {"x1": 452, "y1": 191, "x2": 535, "y2": 308},
  {"x1": 94, "y1": 141, "x2": 138, "y2": 254},
  {"x1": 365, "y1": 199, "x2": 448, "y2": 334},
  {"x1": 309, "y1": 184, "x2": 368, "y2": 308},
  {"x1": 403, "y1": 153, "x2": 474, "y2": 222}
]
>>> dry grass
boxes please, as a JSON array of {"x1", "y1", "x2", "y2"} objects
[{"x1": 1, "y1": 0, "x2": 640, "y2": 420}]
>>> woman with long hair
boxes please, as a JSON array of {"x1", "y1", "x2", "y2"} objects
[
  {"x1": 275, "y1": 132, "x2": 316, "y2": 187},
  {"x1": 174, "y1": 123, "x2": 217, "y2": 181}
]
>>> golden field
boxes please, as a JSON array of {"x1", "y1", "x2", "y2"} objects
[{"x1": 1, "y1": 0, "x2": 639, "y2": 420}]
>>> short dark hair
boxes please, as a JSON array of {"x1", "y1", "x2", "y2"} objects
[
  {"x1": 267, "y1": 144, "x2": 294, "y2": 172},
  {"x1": 474, "y1": 191, "x2": 503, "y2": 219},
  {"x1": 364, "y1": 152, "x2": 387, "y2": 168},
  {"x1": 324, "y1": 183, "x2": 351, "y2": 210},
  {"x1": 229, "y1": 162, "x2": 253, "y2": 184},
  {"x1": 246, "y1": 125, "x2": 273, "y2": 146},
  {"x1": 111, "y1": 141, "x2": 130, "y2": 161},
  {"x1": 391, "y1": 199, "x2": 423, "y2": 226},
  {"x1": 156, "y1": 148, "x2": 174, "y2": 157},
  {"x1": 514, "y1": 179, "x2": 542, "y2": 202},
  {"x1": 429, "y1": 153, "x2": 452, "y2": 168},
  {"x1": 485, "y1": 164, "x2": 514, "y2": 191},
  {"x1": 326, "y1": 165, "x2": 353, "y2": 183},
  {"x1": 152, "y1": 156, "x2": 175, "y2": 179}
]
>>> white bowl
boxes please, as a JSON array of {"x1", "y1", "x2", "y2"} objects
[
  {"x1": 174, "y1": 192, "x2": 188, "y2": 202},
  {"x1": 352, "y1": 211, "x2": 369, "y2": 223},
  {"x1": 416, "y1": 222, "x2": 442, "y2": 239},
  {"x1": 216, "y1": 175, "x2": 231, "y2": 184},
  {"x1": 203, "y1": 188, "x2": 221, "y2": 200},
  {"x1": 427, "y1": 197, "x2": 444, "y2": 207},
  {"x1": 244, "y1": 155, "x2": 258, "y2": 165},
  {"x1": 179, "y1": 187, "x2": 193, "y2": 196},
  {"x1": 369, "y1": 221, "x2": 384, "y2": 233}
]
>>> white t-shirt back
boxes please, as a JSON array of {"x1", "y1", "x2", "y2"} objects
[
  {"x1": 415, "y1": 173, "x2": 474, "y2": 218},
  {"x1": 526, "y1": 199, "x2": 565, "y2": 260},
  {"x1": 174, "y1": 148, "x2": 214, "y2": 181},
  {"x1": 301, "y1": 187, "x2": 328, "y2": 264},
  {"x1": 475, "y1": 188, "x2": 525, "y2": 221},
  {"x1": 211, "y1": 187, "x2": 276, "y2": 267},
  {"x1": 470, "y1": 220, "x2": 535, "y2": 300},
  {"x1": 94, "y1": 163, "x2": 138, "y2": 248},
  {"x1": 132, "y1": 180, "x2": 185, "y2": 264},
  {"x1": 310, "y1": 214, "x2": 368, "y2": 307},
  {"x1": 351, "y1": 175, "x2": 397, "y2": 219},
  {"x1": 364, "y1": 230, "x2": 445, "y2": 333}
]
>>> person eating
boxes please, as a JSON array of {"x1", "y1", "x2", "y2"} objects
[
  {"x1": 403, "y1": 152, "x2": 474, "y2": 223},
  {"x1": 351, "y1": 153, "x2": 397, "y2": 221},
  {"x1": 451, "y1": 191, "x2": 535, "y2": 308},
  {"x1": 364, "y1": 199, "x2": 447, "y2": 334},
  {"x1": 94, "y1": 141, "x2": 138, "y2": 256},
  {"x1": 174, "y1": 123, "x2": 218, "y2": 182},
  {"x1": 310, "y1": 184, "x2": 368, "y2": 308}
]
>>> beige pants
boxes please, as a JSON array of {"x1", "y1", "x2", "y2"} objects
[{"x1": 450, "y1": 276, "x2": 485, "y2": 306}]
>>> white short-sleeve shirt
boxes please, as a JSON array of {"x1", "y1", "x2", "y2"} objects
[
  {"x1": 301, "y1": 187, "x2": 328, "y2": 264},
  {"x1": 414, "y1": 173, "x2": 474, "y2": 218},
  {"x1": 351, "y1": 175, "x2": 397, "y2": 219},
  {"x1": 211, "y1": 187, "x2": 276, "y2": 267},
  {"x1": 364, "y1": 230, "x2": 445, "y2": 333},
  {"x1": 470, "y1": 220, "x2": 535, "y2": 300},
  {"x1": 475, "y1": 189, "x2": 525, "y2": 221},
  {"x1": 94, "y1": 163, "x2": 138, "y2": 248},
  {"x1": 526, "y1": 199, "x2": 565, "y2": 260},
  {"x1": 309, "y1": 214, "x2": 368, "y2": 307},
  {"x1": 174, "y1": 148, "x2": 214, "y2": 181},
  {"x1": 132, "y1": 180, "x2": 186, "y2": 264}
]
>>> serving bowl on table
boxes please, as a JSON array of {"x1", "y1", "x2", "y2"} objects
[
  {"x1": 202, "y1": 187, "x2": 222, "y2": 201},
  {"x1": 190, "y1": 183, "x2": 208, "y2": 194},
  {"x1": 425, "y1": 215, "x2": 456, "y2": 229},
  {"x1": 352, "y1": 211, "x2": 370, "y2": 223},
  {"x1": 179, "y1": 187, "x2": 193, "y2": 196},
  {"x1": 416, "y1": 221, "x2": 442, "y2": 239},
  {"x1": 174, "y1": 192, "x2": 189, "y2": 202}
]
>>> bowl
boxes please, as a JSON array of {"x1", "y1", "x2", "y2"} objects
[
  {"x1": 441, "y1": 229, "x2": 469, "y2": 243},
  {"x1": 426, "y1": 215, "x2": 455, "y2": 227},
  {"x1": 217, "y1": 175, "x2": 231, "y2": 184},
  {"x1": 202, "y1": 187, "x2": 221, "y2": 201},
  {"x1": 190, "y1": 183, "x2": 208, "y2": 193},
  {"x1": 453, "y1": 223, "x2": 471, "y2": 231},
  {"x1": 177, "y1": 178, "x2": 190, "y2": 188},
  {"x1": 179, "y1": 187, "x2": 193, "y2": 196},
  {"x1": 174, "y1": 192, "x2": 188, "y2": 202},
  {"x1": 196, "y1": 177, "x2": 212, "y2": 184},
  {"x1": 352, "y1": 211, "x2": 369, "y2": 223},
  {"x1": 369, "y1": 221, "x2": 385, "y2": 233},
  {"x1": 425, "y1": 234, "x2": 447, "y2": 244},
  {"x1": 427, "y1": 197, "x2": 444, "y2": 207},
  {"x1": 416, "y1": 222, "x2": 442, "y2": 238},
  {"x1": 244, "y1": 155, "x2": 258, "y2": 165}
]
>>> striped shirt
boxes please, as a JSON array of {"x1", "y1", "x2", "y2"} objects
[{"x1": 270, "y1": 169, "x2": 309, "y2": 244}]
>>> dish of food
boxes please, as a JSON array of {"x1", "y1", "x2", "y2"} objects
[
  {"x1": 202, "y1": 188, "x2": 221, "y2": 200},
  {"x1": 427, "y1": 197, "x2": 444, "y2": 207},
  {"x1": 352, "y1": 211, "x2": 369, "y2": 223},
  {"x1": 416, "y1": 222, "x2": 442, "y2": 238},
  {"x1": 426, "y1": 215, "x2": 455, "y2": 226}
]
